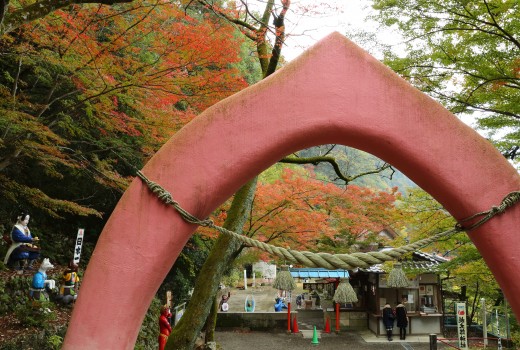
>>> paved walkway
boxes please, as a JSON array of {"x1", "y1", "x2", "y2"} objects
[
  {"x1": 216, "y1": 284, "x2": 451, "y2": 349},
  {"x1": 214, "y1": 330, "x2": 448, "y2": 349}
]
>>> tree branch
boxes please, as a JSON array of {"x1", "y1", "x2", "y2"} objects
[
  {"x1": 265, "y1": 0, "x2": 290, "y2": 77},
  {"x1": 279, "y1": 155, "x2": 393, "y2": 185},
  {"x1": 1, "y1": 0, "x2": 133, "y2": 35}
]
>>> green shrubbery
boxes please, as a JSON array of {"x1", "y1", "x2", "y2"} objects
[
  {"x1": 0, "y1": 274, "x2": 32, "y2": 315},
  {"x1": 135, "y1": 297, "x2": 162, "y2": 350},
  {"x1": 0, "y1": 272, "x2": 163, "y2": 350},
  {"x1": 509, "y1": 316, "x2": 520, "y2": 350},
  {"x1": 221, "y1": 268, "x2": 240, "y2": 288},
  {"x1": 13, "y1": 298, "x2": 57, "y2": 328},
  {"x1": 0, "y1": 327, "x2": 67, "y2": 350}
]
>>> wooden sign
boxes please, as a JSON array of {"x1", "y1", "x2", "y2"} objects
[{"x1": 73, "y1": 228, "x2": 85, "y2": 264}]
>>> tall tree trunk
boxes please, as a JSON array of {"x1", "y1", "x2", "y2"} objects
[
  {"x1": 202, "y1": 296, "x2": 218, "y2": 343},
  {"x1": 165, "y1": 2, "x2": 290, "y2": 347},
  {"x1": 167, "y1": 178, "x2": 258, "y2": 350}
]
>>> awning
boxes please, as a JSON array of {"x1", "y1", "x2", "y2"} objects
[{"x1": 289, "y1": 268, "x2": 350, "y2": 279}]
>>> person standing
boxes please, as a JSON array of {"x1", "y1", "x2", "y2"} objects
[
  {"x1": 395, "y1": 300, "x2": 409, "y2": 340},
  {"x1": 382, "y1": 303, "x2": 395, "y2": 341}
]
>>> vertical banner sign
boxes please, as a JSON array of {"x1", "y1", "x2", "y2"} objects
[
  {"x1": 73, "y1": 228, "x2": 85, "y2": 264},
  {"x1": 456, "y1": 302, "x2": 469, "y2": 350},
  {"x1": 166, "y1": 291, "x2": 173, "y2": 325},
  {"x1": 166, "y1": 291, "x2": 172, "y2": 308},
  {"x1": 496, "y1": 309, "x2": 503, "y2": 350}
]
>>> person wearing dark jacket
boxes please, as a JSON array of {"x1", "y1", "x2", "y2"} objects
[
  {"x1": 395, "y1": 301, "x2": 409, "y2": 340},
  {"x1": 382, "y1": 303, "x2": 395, "y2": 341}
]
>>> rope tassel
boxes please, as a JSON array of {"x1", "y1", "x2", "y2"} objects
[
  {"x1": 387, "y1": 263, "x2": 409, "y2": 288},
  {"x1": 333, "y1": 278, "x2": 358, "y2": 304},
  {"x1": 273, "y1": 266, "x2": 296, "y2": 291}
]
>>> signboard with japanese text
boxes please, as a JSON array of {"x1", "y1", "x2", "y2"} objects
[
  {"x1": 174, "y1": 302, "x2": 186, "y2": 325},
  {"x1": 456, "y1": 302, "x2": 469, "y2": 350},
  {"x1": 73, "y1": 228, "x2": 85, "y2": 264}
]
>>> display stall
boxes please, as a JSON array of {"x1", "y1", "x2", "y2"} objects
[
  {"x1": 368, "y1": 271, "x2": 443, "y2": 336},
  {"x1": 290, "y1": 250, "x2": 447, "y2": 336}
]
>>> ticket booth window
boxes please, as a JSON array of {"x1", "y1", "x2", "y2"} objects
[
  {"x1": 378, "y1": 288, "x2": 418, "y2": 312},
  {"x1": 419, "y1": 284, "x2": 438, "y2": 313}
]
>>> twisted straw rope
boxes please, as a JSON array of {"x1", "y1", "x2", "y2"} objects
[{"x1": 136, "y1": 170, "x2": 520, "y2": 270}]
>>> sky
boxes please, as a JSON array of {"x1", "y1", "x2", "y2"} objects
[
  {"x1": 277, "y1": 0, "x2": 478, "y2": 130},
  {"x1": 242, "y1": 0, "x2": 379, "y2": 61},
  {"x1": 281, "y1": 0, "x2": 379, "y2": 61}
]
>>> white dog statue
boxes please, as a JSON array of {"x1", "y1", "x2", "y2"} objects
[{"x1": 29, "y1": 258, "x2": 56, "y2": 301}]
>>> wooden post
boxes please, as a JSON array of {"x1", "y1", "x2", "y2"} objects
[
  {"x1": 481, "y1": 298, "x2": 487, "y2": 347},
  {"x1": 335, "y1": 302, "x2": 340, "y2": 333},
  {"x1": 287, "y1": 301, "x2": 291, "y2": 333},
  {"x1": 429, "y1": 334, "x2": 437, "y2": 350}
]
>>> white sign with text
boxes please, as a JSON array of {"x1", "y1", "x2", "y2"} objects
[{"x1": 73, "y1": 228, "x2": 85, "y2": 264}]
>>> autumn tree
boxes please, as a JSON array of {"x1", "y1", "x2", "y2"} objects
[
  {"x1": 362, "y1": 0, "x2": 520, "y2": 163},
  {"x1": 395, "y1": 188, "x2": 509, "y2": 328},
  {"x1": 0, "y1": 0, "x2": 134, "y2": 36},
  {"x1": 0, "y1": 1, "x2": 248, "y2": 252},
  {"x1": 246, "y1": 168, "x2": 399, "y2": 250}
]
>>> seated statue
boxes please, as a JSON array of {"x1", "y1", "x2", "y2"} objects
[
  {"x1": 29, "y1": 258, "x2": 56, "y2": 301},
  {"x1": 3, "y1": 210, "x2": 41, "y2": 270},
  {"x1": 56, "y1": 260, "x2": 80, "y2": 305}
]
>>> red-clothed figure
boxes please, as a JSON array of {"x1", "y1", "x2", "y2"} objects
[{"x1": 158, "y1": 305, "x2": 172, "y2": 350}]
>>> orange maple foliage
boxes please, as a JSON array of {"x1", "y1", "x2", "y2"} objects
[
  {"x1": 0, "y1": 1, "x2": 249, "y2": 219},
  {"x1": 23, "y1": 1, "x2": 248, "y2": 151},
  {"x1": 199, "y1": 167, "x2": 400, "y2": 261}
]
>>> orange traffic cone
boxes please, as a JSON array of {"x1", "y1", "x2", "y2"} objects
[
  {"x1": 292, "y1": 315, "x2": 300, "y2": 333},
  {"x1": 323, "y1": 316, "x2": 331, "y2": 334}
]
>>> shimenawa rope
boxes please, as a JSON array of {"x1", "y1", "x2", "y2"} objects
[{"x1": 136, "y1": 170, "x2": 520, "y2": 270}]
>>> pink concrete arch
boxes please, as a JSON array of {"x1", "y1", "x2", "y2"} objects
[{"x1": 63, "y1": 32, "x2": 520, "y2": 349}]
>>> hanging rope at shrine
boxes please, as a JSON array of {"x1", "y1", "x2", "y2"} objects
[{"x1": 135, "y1": 170, "x2": 520, "y2": 270}]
